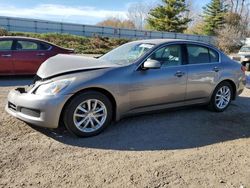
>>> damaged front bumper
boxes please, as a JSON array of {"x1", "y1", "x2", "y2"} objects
[{"x1": 5, "y1": 86, "x2": 72, "y2": 129}]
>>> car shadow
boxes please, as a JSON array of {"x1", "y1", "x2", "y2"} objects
[
  {"x1": 30, "y1": 93, "x2": 250, "y2": 151},
  {"x1": 0, "y1": 76, "x2": 34, "y2": 87}
]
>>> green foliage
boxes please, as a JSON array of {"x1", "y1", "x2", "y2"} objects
[
  {"x1": 6, "y1": 32, "x2": 129, "y2": 54},
  {"x1": 184, "y1": 21, "x2": 206, "y2": 35},
  {"x1": 147, "y1": 0, "x2": 191, "y2": 33},
  {"x1": 202, "y1": 0, "x2": 227, "y2": 35},
  {"x1": 0, "y1": 27, "x2": 8, "y2": 36}
]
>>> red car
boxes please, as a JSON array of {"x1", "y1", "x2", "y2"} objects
[{"x1": 0, "y1": 36, "x2": 74, "y2": 75}]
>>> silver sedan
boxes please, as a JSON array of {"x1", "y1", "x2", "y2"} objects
[{"x1": 6, "y1": 39, "x2": 246, "y2": 137}]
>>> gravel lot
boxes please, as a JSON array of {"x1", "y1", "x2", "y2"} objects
[{"x1": 0, "y1": 77, "x2": 250, "y2": 188}]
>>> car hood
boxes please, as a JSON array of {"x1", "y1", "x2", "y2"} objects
[{"x1": 37, "y1": 54, "x2": 117, "y2": 79}]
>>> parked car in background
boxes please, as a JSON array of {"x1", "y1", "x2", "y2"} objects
[
  {"x1": 0, "y1": 36, "x2": 74, "y2": 75},
  {"x1": 231, "y1": 38, "x2": 250, "y2": 71},
  {"x1": 237, "y1": 45, "x2": 250, "y2": 71},
  {"x1": 6, "y1": 39, "x2": 246, "y2": 137}
]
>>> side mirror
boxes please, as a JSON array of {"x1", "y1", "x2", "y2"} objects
[{"x1": 143, "y1": 59, "x2": 161, "y2": 69}]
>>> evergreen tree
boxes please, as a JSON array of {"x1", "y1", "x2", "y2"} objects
[
  {"x1": 147, "y1": 0, "x2": 191, "y2": 33},
  {"x1": 202, "y1": 0, "x2": 227, "y2": 35}
]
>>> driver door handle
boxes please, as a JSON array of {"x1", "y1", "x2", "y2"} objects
[
  {"x1": 36, "y1": 53, "x2": 45, "y2": 56},
  {"x1": 175, "y1": 71, "x2": 185, "y2": 77},
  {"x1": 1, "y1": 54, "x2": 12, "y2": 57},
  {"x1": 213, "y1": 67, "x2": 220, "y2": 72}
]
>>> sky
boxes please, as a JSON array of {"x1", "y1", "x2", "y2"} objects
[{"x1": 0, "y1": 0, "x2": 210, "y2": 25}]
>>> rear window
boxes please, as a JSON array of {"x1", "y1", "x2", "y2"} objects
[
  {"x1": 209, "y1": 49, "x2": 219, "y2": 62},
  {"x1": 187, "y1": 44, "x2": 219, "y2": 64},
  {"x1": 0, "y1": 40, "x2": 12, "y2": 51},
  {"x1": 40, "y1": 43, "x2": 51, "y2": 50},
  {"x1": 16, "y1": 40, "x2": 38, "y2": 50}
]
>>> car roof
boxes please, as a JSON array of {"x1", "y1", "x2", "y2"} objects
[
  {"x1": 132, "y1": 38, "x2": 215, "y2": 47},
  {"x1": 0, "y1": 36, "x2": 58, "y2": 47}
]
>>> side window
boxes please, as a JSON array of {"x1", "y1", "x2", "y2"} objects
[
  {"x1": 40, "y1": 43, "x2": 51, "y2": 50},
  {"x1": 16, "y1": 40, "x2": 38, "y2": 50},
  {"x1": 149, "y1": 45, "x2": 182, "y2": 67},
  {"x1": 0, "y1": 40, "x2": 13, "y2": 51},
  {"x1": 187, "y1": 45, "x2": 210, "y2": 64},
  {"x1": 209, "y1": 48, "x2": 219, "y2": 62}
]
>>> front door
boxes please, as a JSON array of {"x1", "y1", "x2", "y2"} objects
[{"x1": 130, "y1": 44, "x2": 187, "y2": 111}]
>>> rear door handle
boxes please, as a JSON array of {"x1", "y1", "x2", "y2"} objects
[
  {"x1": 175, "y1": 71, "x2": 185, "y2": 77},
  {"x1": 36, "y1": 53, "x2": 45, "y2": 56},
  {"x1": 213, "y1": 67, "x2": 220, "y2": 72},
  {"x1": 1, "y1": 54, "x2": 11, "y2": 57}
]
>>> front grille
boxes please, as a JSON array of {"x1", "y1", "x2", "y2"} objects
[
  {"x1": 8, "y1": 102, "x2": 17, "y2": 111},
  {"x1": 15, "y1": 87, "x2": 26, "y2": 94}
]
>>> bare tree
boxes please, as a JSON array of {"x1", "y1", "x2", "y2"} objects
[
  {"x1": 216, "y1": 24, "x2": 244, "y2": 53},
  {"x1": 127, "y1": 2, "x2": 152, "y2": 30},
  {"x1": 224, "y1": 0, "x2": 249, "y2": 15},
  {"x1": 216, "y1": 0, "x2": 250, "y2": 53},
  {"x1": 240, "y1": 0, "x2": 245, "y2": 15},
  {"x1": 184, "y1": 0, "x2": 205, "y2": 34},
  {"x1": 97, "y1": 17, "x2": 135, "y2": 29}
]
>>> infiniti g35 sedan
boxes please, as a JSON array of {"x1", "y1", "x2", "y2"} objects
[
  {"x1": 6, "y1": 39, "x2": 246, "y2": 137},
  {"x1": 0, "y1": 36, "x2": 74, "y2": 75}
]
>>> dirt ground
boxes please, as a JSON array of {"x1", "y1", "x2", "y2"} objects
[{"x1": 0, "y1": 78, "x2": 250, "y2": 188}]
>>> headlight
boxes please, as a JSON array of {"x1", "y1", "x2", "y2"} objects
[{"x1": 35, "y1": 78, "x2": 74, "y2": 95}]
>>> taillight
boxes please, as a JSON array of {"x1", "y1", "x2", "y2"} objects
[{"x1": 241, "y1": 66, "x2": 246, "y2": 73}]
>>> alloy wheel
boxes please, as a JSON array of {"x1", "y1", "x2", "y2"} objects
[
  {"x1": 73, "y1": 99, "x2": 107, "y2": 133},
  {"x1": 215, "y1": 86, "x2": 231, "y2": 109}
]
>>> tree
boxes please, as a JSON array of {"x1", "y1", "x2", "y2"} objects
[
  {"x1": 215, "y1": 0, "x2": 250, "y2": 53},
  {"x1": 0, "y1": 27, "x2": 8, "y2": 36},
  {"x1": 127, "y1": 2, "x2": 151, "y2": 30},
  {"x1": 216, "y1": 11, "x2": 249, "y2": 53},
  {"x1": 224, "y1": 0, "x2": 248, "y2": 16},
  {"x1": 147, "y1": 0, "x2": 192, "y2": 33},
  {"x1": 224, "y1": 0, "x2": 250, "y2": 28},
  {"x1": 216, "y1": 23, "x2": 244, "y2": 53},
  {"x1": 185, "y1": 20, "x2": 206, "y2": 35},
  {"x1": 202, "y1": 0, "x2": 227, "y2": 35},
  {"x1": 97, "y1": 17, "x2": 135, "y2": 29},
  {"x1": 184, "y1": 0, "x2": 206, "y2": 35}
]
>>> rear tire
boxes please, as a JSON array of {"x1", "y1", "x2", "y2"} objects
[
  {"x1": 63, "y1": 91, "x2": 113, "y2": 137},
  {"x1": 208, "y1": 82, "x2": 233, "y2": 112}
]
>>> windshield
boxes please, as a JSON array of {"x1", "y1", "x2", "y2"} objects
[
  {"x1": 99, "y1": 42, "x2": 154, "y2": 65},
  {"x1": 240, "y1": 46, "x2": 250, "y2": 52}
]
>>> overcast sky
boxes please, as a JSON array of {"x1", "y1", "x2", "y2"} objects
[{"x1": 0, "y1": 0, "x2": 210, "y2": 25}]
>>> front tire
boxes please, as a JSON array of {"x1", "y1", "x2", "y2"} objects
[
  {"x1": 63, "y1": 91, "x2": 113, "y2": 137},
  {"x1": 208, "y1": 82, "x2": 233, "y2": 112}
]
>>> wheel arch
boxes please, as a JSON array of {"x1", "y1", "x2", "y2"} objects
[
  {"x1": 215, "y1": 79, "x2": 237, "y2": 100},
  {"x1": 59, "y1": 87, "x2": 117, "y2": 127}
]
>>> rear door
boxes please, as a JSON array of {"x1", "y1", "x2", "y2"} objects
[
  {"x1": 12, "y1": 40, "x2": 52, "y2": 75},
  {"x1": 185, "y1": 44, "x2": 221, "y2": 101},
  {"x1": 0, "y1": 39, "x2": 14, "y2": 75}
]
